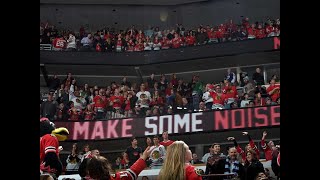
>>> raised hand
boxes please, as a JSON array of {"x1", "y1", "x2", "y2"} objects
[
  {"x1": 263, "y1": 131, "x2": 267, "y2": 137},
  {"x1": 242, "y1": 131, "x2": 248, "y2": 136},
  {"x1": 141, "y1": 146, "x2": 153, "y2": 161},
  {"x1": 227, "y1": 137, "x2": 235, "y2": 141}
]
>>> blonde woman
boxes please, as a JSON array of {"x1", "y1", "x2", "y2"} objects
[{"x1": 158, "y1": 141, "x2": 203, "y2": 180}]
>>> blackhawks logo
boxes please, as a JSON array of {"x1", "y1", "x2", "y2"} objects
[{"x1": 152, "y1": 150, "x2": 160, "y2": 159}]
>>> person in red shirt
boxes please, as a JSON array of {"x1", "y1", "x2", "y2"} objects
[
  {"x1": 116, "y1": 36, "x2": 123, "y2": 52},
  {"x1": 227, "y1": 131, "x2": 260, "y2": 163},
  {"x1": 215, "y1": 27, "x2": 224, "y2": 42},
  {"x1": 109, "y1": 88, "x2": 125, "y2": 112},
  {"x1": 83, "y1": 104, "x2": 95, "y2": 120},
  {"x1": 150, "y1": 90, "x2": 164, "y2": 108},
  {"x1": 158, "y1": 141, "x2": 203, "y2": 180},
  {"x1": 135, "y1": 30, "x2": 145, "y2": 41},
  {"x1": 206, "y1": 28, "x2": 215, "y2": 43},
  {"x1": 134, "y1": 38, "x2": 144, "y2": 51},
  {"x1": 242, "y1": 17, "x2": 250, "y2": 28},
  {"x1": 171, "y1": 33, "x2": 182, "y2": 48},
  {"x1": 209, "y1": 84, "x2": 225, "y2": 107},
  {"x1": 222, "y1": 79, "x2": 238, "y2": 104},
  {"x1": 52, "y1": 35, "x2": 66, "y2": 51},
  {"x1": 247, "y1": 24, "x2": 256, "y2": 39},
  {"x1": 185, "y1": 31, "x2": 196, "y2": 46},
  {"x1": 161, "y1": 36, "x2": 171, "y2": 49},
  {"x1": 159, "y1": 131, "x2": 174, "y2": 150},
  {"x1": 68, "y1": 102, "x2": 82, "y2": 121},
  {"x1": 126, "y1": 39, "x2": 135, "y2": 52},
  {"x1": 104, "y1": 31, "x2": 113, "y2": 41},
  {"x1": 86, "y1": 147, "x2": 152, "y2": 180},
  {"x1": 261, "y1": 131, "x2": 278, "y2": 161},
  {"x1": 265, "y1": 22, "x2": 275, "y2": 37},
  {"x1": 93, "y1": 89, "x2": 108, "y2": 119},
  {"x1": 255, "y1": 24, "x2": 266, "y2": 39},
  {"x1": 254, "y1": 92, "x2": 266, "y2": 106},
  {"x1": 267, "y1": 79, "x2": 280, "y2": 102}
]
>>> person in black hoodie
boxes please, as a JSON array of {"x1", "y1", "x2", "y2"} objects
[
  {"x1": 204, "y1": 154, "x2": 225, "y2": 180},
  {"x1": 252, "y1": 68, "x2": 265, "y2": 85},
  {"x1": 243, "y1": 150, "x2": 265, "y2": 180}
]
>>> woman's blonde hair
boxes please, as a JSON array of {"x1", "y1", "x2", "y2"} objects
[{"x1": 158, "y1": 141, "x2": 187, "y2": 180}]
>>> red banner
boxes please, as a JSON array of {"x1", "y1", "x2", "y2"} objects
[{"x1": 55, "y1": 106, "x2": 280, "y2": 141}]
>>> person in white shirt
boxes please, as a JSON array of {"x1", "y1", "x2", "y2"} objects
[{"x1": 147, "y1": 135, "x2": 166, "y2": 169}]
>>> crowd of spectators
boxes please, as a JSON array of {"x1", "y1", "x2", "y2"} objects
[
  {"x1": 40, "y1": 68, "x2": 280, "y2": 121},
  {"x1": 40, "y1": 17, "x2": 280, "y2": 52},
  {"x1": 54, "y1": 130, "x2": 279, "y2": 180}
]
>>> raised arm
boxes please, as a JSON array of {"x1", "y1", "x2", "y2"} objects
[
  {"x1": 227, "y1": 137, "x2": 245, "y2": 160},
  {"x1": 243, "y1": 132, "x2": 260, "y2": 159}
]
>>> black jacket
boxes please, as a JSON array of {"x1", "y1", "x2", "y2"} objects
[{"x1": 243, "y1": 160, "x2": 265, "y2": 180}]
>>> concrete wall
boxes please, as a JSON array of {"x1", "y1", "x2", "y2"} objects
[{"x1": 40, "y1": 0, "x2": 280, "y2": 31}]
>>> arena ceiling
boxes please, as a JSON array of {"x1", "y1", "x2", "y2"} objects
[{"x1": 40, "y1": 0, "x2": 208, "y2": 5}]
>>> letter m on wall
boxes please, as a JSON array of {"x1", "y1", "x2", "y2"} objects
[{"x1": 274, "y1": 37, "x2": 280, "y2": 49}]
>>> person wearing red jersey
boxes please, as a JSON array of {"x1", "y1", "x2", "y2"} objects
[
  {"x1": 52, "y1": 35, "x2": 66, "y2": 51},
  {"x1": 68, "y1": 105, "x2": 82, "y2": 121},
  {"x1": 260, "y1": 131, "x2": 278, "y2": 161},
  {"x1": 134, "y1": 38, "x2": 144, "y2": 51},
  {"x1": 186, "y1": 31, "x2": 196, "y2": 46},
  {"x1": 83, "y1": 104, "x2": 95, "y2": 120},
  {"x1": 158, "y1": 141, "x2": 203, "y2": 180},
  {"x1": 135, "y1": 30, "x2": 145, "y2": 41},
  {"x1": 109, "y1": 88, "x2": 125, "y2": 113},
  {"x1": 161, "y1": 36, "x2": 171, "y2": 49},
  {"x1": 40, "y1": 117, "x2": 69, "y2": 176},
  {"x1": 255, "y1": 24, "x2": 266, "y2": 39},
  {"x1": 265, "y1": 22, "x2": 275, "y2": 37},
  {"x1": 242, "y1": 17, "x2": 250, "y2": 28},
  {"x1": 266, "y1": 79, "x2": 280, "y2": 102},
  {"x1": 159, "y1": 131, "x2": 174, "y2": 149},
  {"x1": 254, "y1": 92, "x2": 266, "y2": 106},
  {"x1": 222, "y1": 79, "x2": 238, "y2": 105},
  {"x1": 215, "y1": 27, "x2": 224, "y2": 43},
  {"x1": 104, "y1": 31, "x2": 114, "y2": 41},
  {"x1": 209, "y1": 84, "x2": 225, "y2": 108},
  {"x1": 227, "y1": 131, "x2": 260, "y2": 163},
  {"x1": 247, "y1": 24, "x2": 256, "y2": 39},
  {"x1": 126, "y1": 39, "x2": 135, "y2": 52},
  {"x1": 86, "y1": 146, "x2": 152, "y2": 180},
  {"x1": 116, "y1": 36, "x2": 124, "y2": 52},
  {"x1": 93, "y1": 89, "x2": 108, "y2": 119},
  {"x1": 150, "y1": 90, "x2": 164, "y2": 107},
  {"x1": 206, "y1": 28, "x2": 215, "y2": 43}
]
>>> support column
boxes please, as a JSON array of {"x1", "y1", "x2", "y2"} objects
[
  {"x1": 40, "y1": 64, "x2": 49, "y2": 87},
  {"x1": 263, "y1": 66, "x2": 268, "y2": 84},
  {"x1": 236, "y1": 67, "x2": 241, "y2": 86},
  {"x1": 195, "y1": 144, "x2": 204, "y2": 158},
  {"x1": 134, "y1": 66, "x2": 143, "y2": 84}
]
